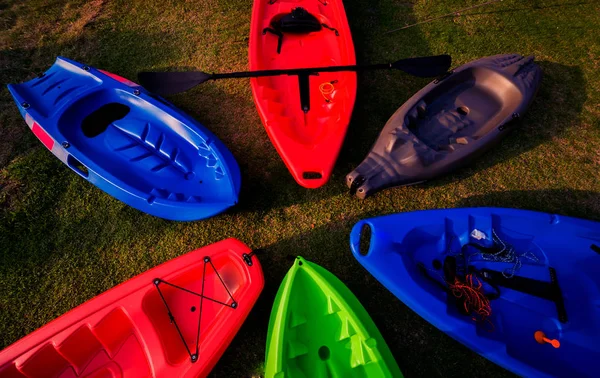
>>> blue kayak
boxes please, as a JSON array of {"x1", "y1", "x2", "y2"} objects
[
  {"x1": 8, "y1": 57, "x2": 240, "y2": 221},
  {"x1": 350, "y1": 208, "x2": 600, "y2": 377}
]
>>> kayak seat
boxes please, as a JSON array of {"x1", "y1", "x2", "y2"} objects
[
  {"x1": 264, "y1": 7, "x2": 339, "y2": 54},
  {"x1": 264, "y1": 7, "x2": 321, "y2": 54},
  {"x1": 5, "y1": 308, "x2": 150, "y2": 378},
  {"x1": 394, "y1": 63, "x2": 528, "y2": 155},
  {"x1": 276, "y1": 7, "x2": 322, "y2": 34},
  {"x1": 405, "y1": 100, "x2": 473, "y2": 152}
]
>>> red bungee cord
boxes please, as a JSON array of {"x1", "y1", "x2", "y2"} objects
[{"x1": 448, "y1": 274, "x2": 492, "y2": 324}]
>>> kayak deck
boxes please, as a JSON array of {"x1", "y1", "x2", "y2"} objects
[
  {"x1": 410, "y1": 66, "x2": 520, "y2": 149},
  {"x1": 351, "y1": 208, "x2": 600, "y2": 377},
  {"x1": 250, "y1": 0, "x2": 357, "y2": 188},
  {"x1": 265, "y1": 257, "x2": 402, "y2": 377}
]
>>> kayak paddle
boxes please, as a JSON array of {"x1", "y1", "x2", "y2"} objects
[{"x1": 138, "y1": 55, "x2": 452, "y2": 96}]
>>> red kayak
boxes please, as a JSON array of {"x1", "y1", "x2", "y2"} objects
[
  {"x1": 249, "y1": 0, "x2": 357, "y2": 188},
  {"x1": 0, "y1": 239, "x2": 264, "y2": 378}
]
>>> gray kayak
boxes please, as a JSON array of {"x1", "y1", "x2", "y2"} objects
[{"x1": 347, "y1": 54, "x2": 542, "y2": 199}]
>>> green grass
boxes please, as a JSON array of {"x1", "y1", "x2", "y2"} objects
[{"x1": 1, "y1": 0, "x2": 599, "y2": 376}]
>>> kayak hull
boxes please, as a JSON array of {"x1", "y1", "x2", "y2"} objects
[
  {"x1": 347, "y1": 54, "x2": 542, "y2": 198},
  {"x1": 249, "y1": 0, "x2": 357, "y2": 188},
  {"x1": 7, "y1": 57, "x2": 241, "y2": 220},
  {"x1": 265, "y1": 256, "x2": 402, "y2": 377},
  {"x1": 0, "y1": 239, "x2": 264, "y2": 378},
  {"x1": 351, "y1": 208, "x2": 600, "y2": 377}
]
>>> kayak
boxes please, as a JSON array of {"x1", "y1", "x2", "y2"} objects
[
  {"x1": 347, "y1": 54, "x2": 542, "y2": 198},
  {"x1": 350, "y1": 208, "x2": 600, "y2": 377},
  {"x1": 7, "y1": 57, "x2": 241, "y2": 221},
  {"x1": 265, "y1": 256, "x2": 402, "y2": 377},
  {"x1": 0, "y1": 238, "x2": 264, "y2": 378},
  {"x1": 249, "y1": 0, "x2": 357, "y2": 188}
]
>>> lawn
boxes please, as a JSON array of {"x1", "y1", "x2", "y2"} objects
[{"x1": 1, "y1": 0, "x2": 599, "y2": 376}]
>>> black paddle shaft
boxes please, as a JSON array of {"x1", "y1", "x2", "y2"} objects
[
  {"x1": 210, "y1": 63, "x2": 391, "y2": 80},
  {"x1": 215, "y1": 59, "x2": 449, "y2": 113},
  {"x1": 137, "y1": 55, "x2": 452, "y2": 106},
  {"x1": 211, "y1": 63, "x2": 392, "y2": 113}
]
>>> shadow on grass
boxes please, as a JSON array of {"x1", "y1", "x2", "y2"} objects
[
  {"x1": 339, "y1": 1, "x2": 438, "y2": 168},
  {"x1": 210, "y1": 219, "x2": 512, "y2": 378},
  {"x1": 0, "y1": 146, "x2": 179, "y2": 347},
  {"x1": 458, "y1": 188, "x2": 600, "y2": 220}
]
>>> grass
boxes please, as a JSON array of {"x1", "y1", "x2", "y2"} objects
[{"x1": 1, "y1": 0, "x2": 599, "y2": 376}]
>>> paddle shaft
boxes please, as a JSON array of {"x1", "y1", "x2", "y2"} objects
[
  {"x1": 136, "y1": 55, "x2": 451, "y2": 98},
  {"x1": 137, "y1": 55, "x2": 450, "y2": 108},
  {"x1": 210, "y1": 63, "x2": 392, "y2": 81}
]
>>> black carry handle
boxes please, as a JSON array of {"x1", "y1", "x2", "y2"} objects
[{"x1": 242, "y1": 248, "x2": 264, "y2": 266}]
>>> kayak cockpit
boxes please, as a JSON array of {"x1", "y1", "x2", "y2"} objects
[
  {"x1": 56, "y1": 88, "x2": 235, "y2": 206},
  {"x1": 394, "y1": 66, "x2": 524, "y2": 154}
]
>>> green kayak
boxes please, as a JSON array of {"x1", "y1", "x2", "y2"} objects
[{"x1": 265, "y1": 256, "x2": 402, "y2": 377}]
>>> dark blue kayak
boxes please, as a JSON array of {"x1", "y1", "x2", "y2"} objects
[
  {"x1": 8, "y1": 57, "x2": 240, "y2": 221},
  {"x1": 350, "y1": 208, "x2": 600, "y2": 377}
]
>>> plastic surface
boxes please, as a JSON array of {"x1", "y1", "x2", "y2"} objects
[
  {"x1": 7, "y1": 57, "x2": 241, "y2": 221},
  {"x1": 350, "y1": 208, "x2": 600, "y2": 377},
  {"x1": 265, "y1": 256, "x2": 402, "y2": 377},
  {"x1": 249, "y1": 0, "x2": 357, "y2": 188},
  {"x1": 0, "y1": 238, "x2": 264, "y2": 378},
  {"x1": 347, "y1": 54, "x2": 542, "y2": 198}
]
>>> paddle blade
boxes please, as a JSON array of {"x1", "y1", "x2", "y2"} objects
[
  {"x1": 137, "y1": 71, "x2": 213, "y2": 95},
  {"x1": 392, "y1": 55, "x2": 452, "y2": 77}
]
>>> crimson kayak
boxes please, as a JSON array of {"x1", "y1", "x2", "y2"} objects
[
  {"x1": 0, "y1": 239, "x2": 264, "y2": 377},
  {"x1": 249, "y1": 0, "x2": 357, "y2": 188}
]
